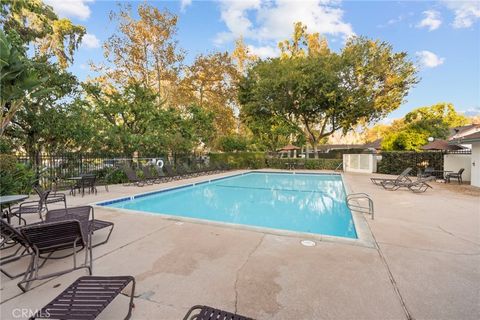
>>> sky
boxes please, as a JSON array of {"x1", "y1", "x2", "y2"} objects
[{"x1": 44, "y1": 0, "x2": 480, "y2": 121}]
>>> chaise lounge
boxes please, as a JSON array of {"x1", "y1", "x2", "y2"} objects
[{"x1": 371, "y1": 167, "x2": 412, "y2": 186}]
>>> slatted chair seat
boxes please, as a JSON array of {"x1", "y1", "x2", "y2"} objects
[
  {"x1": 183, "y1": 305, "x2": 254, "y2": 320},
  {"x1": 47, "y1": 206, "x2": 114, "y2": 248},
  {"x1": 30, "y1": 276, "x2": 136, "y2": 320}
]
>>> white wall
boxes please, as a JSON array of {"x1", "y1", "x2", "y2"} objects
[
  {"x1": 343, "y1": 154, "x2": 377, "y2": 173},
  {"x1": 444, "y1": 154, "x2": 471, "y2": 182},
  {"x1": 471, "y1": 143, "x2": 480, "y2": 187}
]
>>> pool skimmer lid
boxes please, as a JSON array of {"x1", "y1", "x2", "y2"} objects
[{"x1": 301, "y1": 240, "x2": 316, "y2": 247}]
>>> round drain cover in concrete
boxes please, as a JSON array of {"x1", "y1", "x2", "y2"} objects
[{"x1": 301, "y1": 240, "x2": 316, "y2": 247}]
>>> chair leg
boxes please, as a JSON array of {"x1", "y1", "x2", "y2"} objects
[
  {"x1": 125, "y1": 278, "x2": 136, "y2": 320},
  {"x1": 92, "y1": 224, "x2": 114, "y2": 248}
]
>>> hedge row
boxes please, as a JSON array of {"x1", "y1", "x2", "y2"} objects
[
  {"x1": 377, "y1": 151, "x2": 444, "y2": 175},
  {"x1": 209, "y1": 152, "x2": 343, "y2": 170},
  {"x1": 209, "y1": 152, "x2": 266, "y2": 169}
]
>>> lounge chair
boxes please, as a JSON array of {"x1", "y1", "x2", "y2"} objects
[
  {"x1": 142, "y1": 165, "x2": 159, "y2": 184},
  {"x1": 446, "y1": 168, "x2": 465, "y2": 184},
  {"x1": 34, "y1": 185, "x2": 67, "y2": 210},
  {"x1": 123, "y1": 167, "x2": 145, "y2": 186},
  {"x1": 164, "y1": 164, "x2": 180, "y2": 180},
  {"x1": 17, "y1": 218, "x2": 92, "y2": 292},
  {"x1": 30, "y1": 276, "x2": 135, "y2": 320},
  {"x1": 0, "y1": 219, "x2": 32, "y2": 279},
  {"x1": 153, "y1": 165, "x2": 170, "y2": 182},
  {"x1": 371, "y1": 167, "x2": 412, "y2": 186},
  {"x1": 381, "y1": 176, "x2": 435, "y2": 193},
  {"x1": 183, "y1": 305, "x2": 253, "y2": 320},
  {"x1": 47, "y1": 206, "x2": 114, "y2": 248}
]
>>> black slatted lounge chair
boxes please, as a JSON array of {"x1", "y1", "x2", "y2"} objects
[
  {"x1": 153, "y1": 166, "x2": 170, "y2": 182},
  {"x1": 164, "y1": 164, "x2": 180, "y2": 180},
  {"x1": 47, "y1": 206, "x2": 114, "y2": 248},
  {"x1": 183, "y1": 305, "x2": 254, "y2": 320},
  {"x1": 141, "y1": 166, "x2": 158, "y2": 184},
  {"x1": 34, "y1": 185, "x2": 67, "y2": 211},
  {"x1": 175, "y1": 164, "x2": 190, "y2": 178},
  {"x1": 446, "y1": 168, "x2": 465, "y2": 184},
  {"x1": 371, "y1": 167, "x2": 412, "y2": 186},
  {"x1": 381, "y1": 176, "x2": 435, "y2": 193},
  {"x1": 30, "y1": 275, "x2": 136, "y2": 320},
  {"x1": 0, "y1": 219, "x2": 32, "y2": 279},
  {"x1": 17, "y1": 218, "x2": 92, "y2": 292},
  {"x1": 123, "y1": 167, "x2": 145, "y2": 186}
]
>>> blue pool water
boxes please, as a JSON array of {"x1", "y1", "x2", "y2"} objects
[{"x1": 101, "y1": 172, "x2": 357, "y2": 239}]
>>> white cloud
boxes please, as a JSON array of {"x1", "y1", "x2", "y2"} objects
[
  {"x1": 247, "y1": 45, "x2": 279, "y2": 59},
  {"x1": 443, "y1": 1, "x2": 480, "y2": 28},
  {"x1": 81, "y1": 33, "x2": 100, "y2": 49},
  {"x1": 417, "y1": 10, "x2": 442, "y2": 31},
  {"x1": 215, "y1": 0, "x2": 353, "y2": 45},
  {"x1": 44, "y1": 0, "x2": 93, "y2": 20},
  {"x1": 180, "y1": 0, "x2": 192, "y2": 12},
  {"x1": 416, "y1": 50, "x2": 445, "y2": 68}
]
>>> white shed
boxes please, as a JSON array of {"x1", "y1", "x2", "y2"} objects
[{"x1": 451, "y1": 132, "x2": 480, "y2": 187}]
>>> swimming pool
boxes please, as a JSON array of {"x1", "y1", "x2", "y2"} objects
[{"x1": 99, "y1": 172, "x2": 357, "y2": 239}]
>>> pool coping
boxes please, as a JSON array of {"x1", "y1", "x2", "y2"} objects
[{"x1": 93, "y1": 170, "x2": 377, "y2": 249}]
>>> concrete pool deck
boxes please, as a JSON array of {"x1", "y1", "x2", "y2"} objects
[{"x1": 1, "y1": 170, "x2": 479, "y2": 319}]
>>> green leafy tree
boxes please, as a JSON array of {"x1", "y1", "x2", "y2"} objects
[
  {"x1": 381, "y1": 103, "x2": 469, "y2": 151},
  {"x1": 239, "y1": 33, "x2": 417, "y2": 157},
  {"x1": 217, "y1": 135, "x2": 248, "y2": 152},
  {"x1": 0, "y1": 30, "x2": 46, "y2": 135}
]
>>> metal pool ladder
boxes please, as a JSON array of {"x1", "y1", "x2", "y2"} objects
[{"x1": 347, "y1": 193, "x2": 374, "y2": 220}]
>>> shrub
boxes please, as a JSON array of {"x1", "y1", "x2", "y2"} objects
[
  {"x1": 266, "y1": 158, "x2": 342, "y2": 170},
  {"x1": 377, "y1": 151, "x2": 443, "y2": 175},
  {"x1": 210, "y1": 152, "x2": 266, "y2": 169},
  {"x1": 0, "y1": 154, "x2": 36, "y2": 195},
  {"x1": 92, "y1": 167, "x2": 128, "y2": 184},
  {"x1": 217, "y1": 135, "x2": 248, "y2": 152}
]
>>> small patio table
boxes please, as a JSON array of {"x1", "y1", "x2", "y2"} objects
[{"x1": 0, "y1": 195, "x2": 29, "y2": 224}]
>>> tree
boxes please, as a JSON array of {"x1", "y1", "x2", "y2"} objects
[
  {"x1": 381, "y1": 103, "x2": 469, "y2": 151},
  {"x1": 93, "y1": 3, "x2": 183, "y2": 103},
  {"x1": 0, "y1": 30, "x2": 45, "y2": 135},
  {"x1": 178, "y1": 52, "x2": 239, "y2": 139},
  {"x1": 278, "y1": 22, "x2": 329, "y2": 58},
  {"x1": 217, "y1": 135, "x2": 248, "y2": 152},
  {"x1": 239, "y1": 24, "x2": 417, "y2": 157},
  {"x1": 0, "y1": 0, "x2": 85, "y2": 68},
  {"x1": 231, "y1": 37, "x2": 258, "y2": 74},
  {"x1": 5, "y1": 59, "x2": 92, "y2": 160}
]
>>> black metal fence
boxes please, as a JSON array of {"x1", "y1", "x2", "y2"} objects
[{"x1": 15, "y1": 152, "x2": 200, "y2": 188}]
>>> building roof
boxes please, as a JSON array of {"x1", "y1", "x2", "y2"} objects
[
  {"x1": 448, "y1": 124, "x2": 480, "y2": 141},
  {"x1": 363, "y1": 138, "x2": 383, "y2": 150},
  {"x1": 279, "y1": 144, "x2": 300, "y2": 151},
  {"x1": 421, "y1": 139, "x2": 465, "y2": 151},
  {"x1": 450, "y1": 131, "x2": 480, "y2": 144}
]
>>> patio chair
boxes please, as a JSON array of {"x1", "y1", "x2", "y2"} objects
[
  {"x1": 17, "y1": 218, "x2": 92, "y2": 292},
  {"x1": 9, "y1": 192, "x2": 49, "y2": 225},
  {"x1": 29, "y1": 275, "x2": 136, "y2": 320},
  {"x1": 183, "y1": 305, "x2": 254, "y2": 320},
  {"x1": 0, "y1": 219, "x2": 32, "y2": 279},
  {"x1": 381, "y1": 176, "x2": 435, "y2": 193},
  {"x1": 47, "y1": 206, "x2": 114, "y2": 248},
  {"x1": 445, "y1": 168, "x2": 465, "y2": 184},
  {"x1": 33, "y1": 185, "x2": 67, "y2": 211},
  {"x1": 370, "y1": 167, "x2": 412, "y2": 186},
  {"x1": 123, "y1": 166, "x2": 145, "y2": 187}
]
